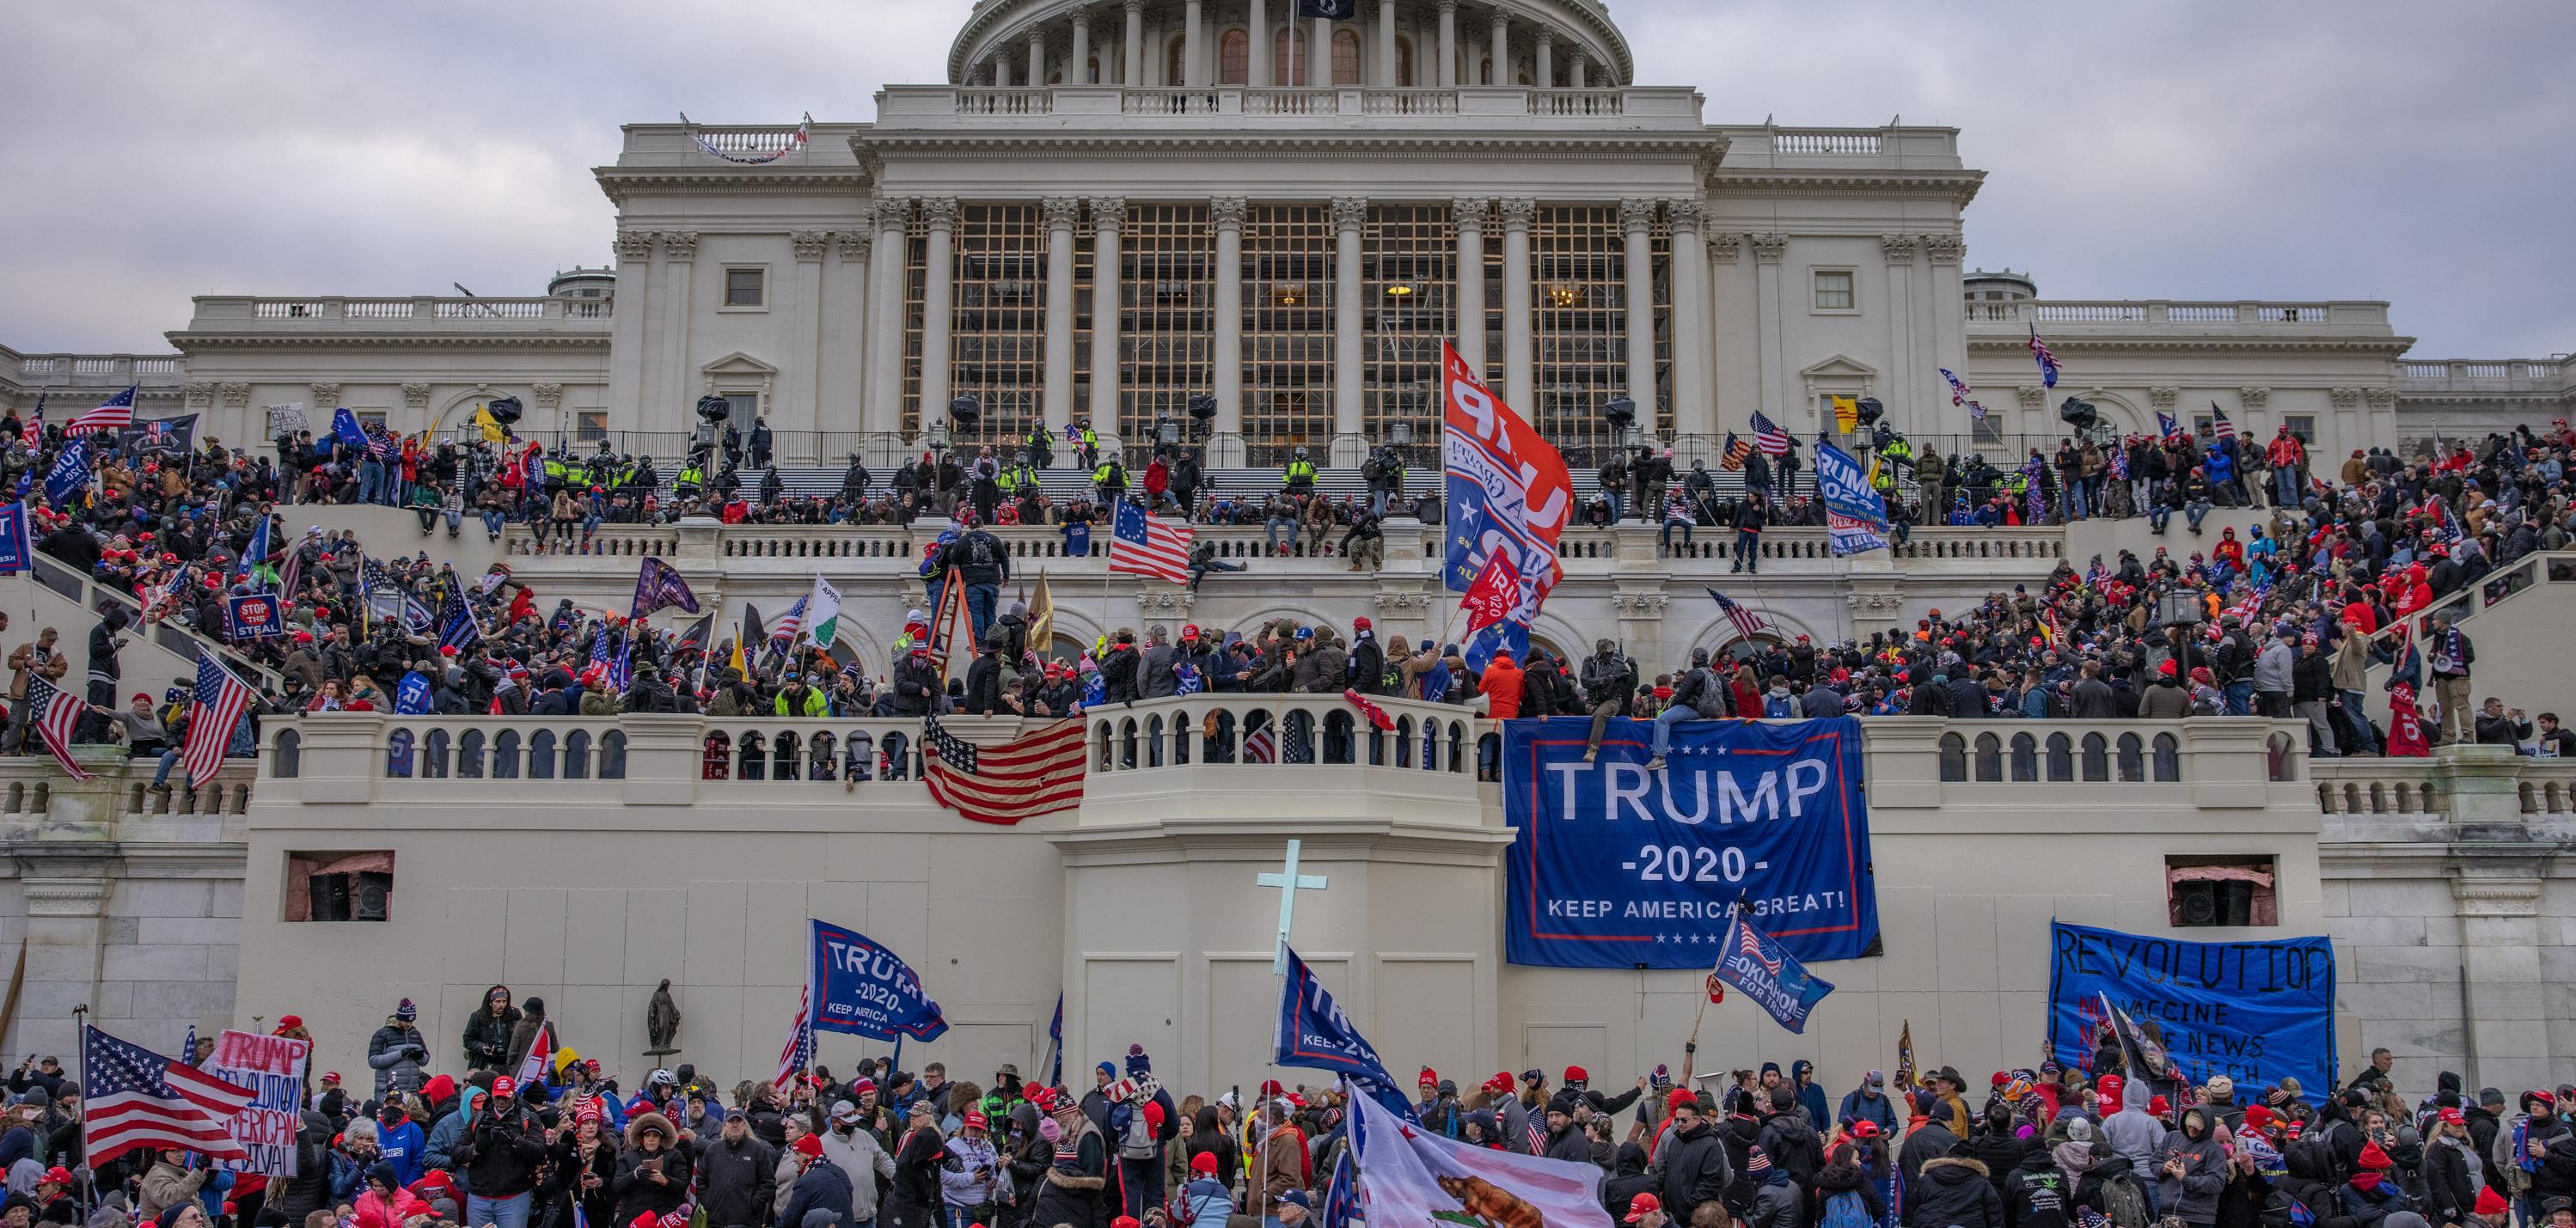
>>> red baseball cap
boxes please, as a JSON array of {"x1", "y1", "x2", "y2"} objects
[
  {"x1": 1625, "y1": 1194, "x2": 1662, "y2": 1223},
  {"x1": 493, "y1": 1076, "x2": 517, "y2": 1098}
]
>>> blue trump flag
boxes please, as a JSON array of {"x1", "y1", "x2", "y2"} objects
[
  {"x1": 395, "y1": 671, "x2": 433, "y2": 715},
  {"x1": 1502, "y1": 716, "x2": 1878, "y2": 968},
  {"x1": 809, "y1": 919, "x2": 950, "y2": 1042},
  {"x1": 1712, "y1": 910, "x2": 1835, "y2": 1033},
  {"x1": 2046, "y1": 920, "x2": 2335, "y2": 1101},
  {"x1": 43, "y1": 437, "x2": 89, "y2": 506},
  {"x1": 0, "y1": 503, "x2": 28, "y2": 575},
  {"x1": 330, "y1": 406, "x2": 371, "y2": 457},
  {"x1": 1273, "y1": 944, "x2": 1418, "y2": 1123},
  {"x1": 1813, "y1": 441, "x2": 1888, "y2": 557}
]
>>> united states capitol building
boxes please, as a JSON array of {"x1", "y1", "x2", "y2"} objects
[{"x1": 4, "y1": 0, "x2": 2574, "y2": 1100}]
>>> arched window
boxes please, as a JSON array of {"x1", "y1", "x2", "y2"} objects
[
  {"x1": 1220, "y1": 28, "x2": 1250, "y2": 84},
  {"x1": 2081, "y1": 733, "x2": 2110, "y2": 782},
  {"x1": 2045, "y1": 732, "x2": 2074, "y2": 782},
  {"x1": 737, "y1": 732, "x2": 766, "y2": 781},
  {"x1": 272, "y1": 730, "x2": 302, "y2": 779},
  {"x1": 1087, "y1": 55, "x2": 1100, "y2": 84},
  {"x1": 1973, "y1": 733, "x2": 2001, "y2": 782},
  {"x1": 423, "y1": 730, "x2": 451, "y2": 779},
  {"x1": 457, "y1": 730, "x2": 486, "y2": 779},
  {"x1": 2115, "y1": 733, "x2": 2144, "y2": 783},
  {"x1": 1333, "y1": 29, "x2": 1360, "y2": 83},
  {"x1": 529, "y1": 730, "x2": 557, "y2": 780},
  {"x1": 600, "y1": 730, "x2": 627, "y2": 779},
  {"x1": 1937, "y1": 733, "x2": 1966, "y2": 782},
  {"x1": 2151, "y1": 733, "x2": 2182, "y2": 782},
  {"x1": 1168, "y1": 39, "x2": 1187, "y2": 87},
  {"x1": 561, "y1": 730, "x2": 589, "y2": 780},
  {"x1": 494, "y1": 730, "x2": 523, "y2": 779},
  {"x1": 385, "y1": 730, "x2": 414, "y2": 779},
  {"x1": 1395, "y1": 35, "x2": 1414, "y2": 86},
  {"x1": 701, "y1": 731, "x2": 731, "y2": 780},
  {"x1": 1273, "y1": 29, "x2": 1309, "y2": 85},
  {"x1": 881, "y1": 731, "x2": 911, "y2": 779},
  {"x1": 810, "y1": 732, "x2": 837, "y2": 781},
  {"x1": 1480, "y1": 56, "x2": 1493, "y2": 84},
  {"x1": 2009, "y1": 733, "x2": 2037, "y2": 783}
]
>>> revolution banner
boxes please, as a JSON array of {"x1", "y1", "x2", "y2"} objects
[
  {"x1": 211, "y1": 1029, "x2": 310, "y2": 1175},
  {"x1": 808, "y1": 919, "x2": 950, "y2": 1042},
  {"x1": 2045, "y1": 920, "x2": 2335, "y2": 1101},
  {"x1": 1503, "y1": 716, "x2": 1879, "y2": 968}
]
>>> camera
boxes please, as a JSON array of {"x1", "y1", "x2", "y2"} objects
[
  {"x1": 2057, "y1": 397, "x2": 2098, "y2": 431},
  {"x1": 485, "y1": 395, "x2": 523, "y2": 425},
  {"x1": 694, "y1": 395, "x2": 731, "y2": 425}
]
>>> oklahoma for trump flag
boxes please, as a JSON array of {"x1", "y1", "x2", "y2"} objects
[
  {"x1": 1712, "y1": 909, "x2": 1836, "y2": 1034},
  {"x1": 1348, "y1": 1082, "x2": 1612, "y2": 1228}
]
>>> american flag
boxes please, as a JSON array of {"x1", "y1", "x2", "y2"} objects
[
  {"x1": 440, "y1": 594, "x2": 481, "y2": 652},
  {"x1": 773, "y1": 984, "x2": 815, "y2": 1091},
  {"x1": 1732, "y1": 914, "x2": 1784, "y2": 974},
  {"x1": 64, "y1": 386, "x2": 138, "y2": 437},
  {"x1": 1748, "y1": 412, "x2": 1790, "y2": 456},
  {"x1": 1526, "y1": 1108, "x2": 1545, "y2": 1153},
  {"x1": 24, "y1": 676, "x2": 90, "y2": 781},
  {"x1": 2028, "y1": 325, "x2": 2061, "y2": 388},
  {"x1": 922, "y1": 715, "x2": 1087, "y2": 825},
  {"x1": 770, "y1": 595, "x2": 809, "y2": 649},
  {"x1": 20, "y1": 399, "x2": 41, "y2": 449},
  {"x1": 81, "y1": 1023, "x2": 255, "y2": 1164},
  {"x1": 1243, "y1": 718, "x2": 1278, "y2": 764},
  {"x1": 1939, "y1": 368, "x2": 1988, "y2": 421},
  {"x1": 1719, "y1": 432, "x2": 1751, "y2": 472},
  {"x1": 182, "y1": 651, "x2": 255, "y2": 789},
  {"x1": 1109, "y1": 501, "x2": 1192, "y2": 583},
  {"x1": 2209, "y1": 403, "x2": 2236, "y2": 442},
  {"x1": 1706, "y1": 588, "x2": 1771, "y2": 641}
]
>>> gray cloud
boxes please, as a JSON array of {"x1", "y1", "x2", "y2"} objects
[{"x1": 4, "y1": 0, "x2": 2567, "y2": 358}]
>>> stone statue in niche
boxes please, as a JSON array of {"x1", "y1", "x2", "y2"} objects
[{"x1": 645, "y1": 978, "x2": 682, "y2": 1056}]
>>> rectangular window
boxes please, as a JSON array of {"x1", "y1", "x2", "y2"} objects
[
  {"x1": 577, "y1": 412, "x2": 608, "y2": 442},
  {"x1": 1118, "y1": 203, "x2": 1215, "y2": 445},
  {"x1": 355, "y1": 410, "x2": 388, "y2": 431},
  {"x1": 2165, "y1": 855, "x2": 2277, "y2": 927},
  {"x1": 286, "y1": 852, "x2": 394, "y2": 922},
  {"x1": 2281, "y1": 414, "x2": 2315, "y2": 443},
  {"x1": 1529, "y1": 204, "x2": 1625, "y2": 459},
  {"x1": 725, "y1": 266, "x2": 767, "y2": 308},
  {"x1": 949, "y1": 204, "x2": 1049, "y2": 449},
  {"x1": 1812, "y1": 270, "x2": 1856, "y2": 312},
  {"x1": 1362, "y1": 204, "x2": 1454, "y2": 452},
  {"x1": 1245, "y1": 204, "x2": 1335, "y2": 462}
]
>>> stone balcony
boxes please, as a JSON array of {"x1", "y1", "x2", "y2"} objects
[
  {"x1": 1965, "y1": 298, "x2": 2394, "y2": 333},
  {"x1": 1, "y1": 348, "x2": 187, "y2": 394},
  {"x1": 870, "y1": 83, "x2": 1708, "y2": 130},
  {"x1": 2395, "y1": 357, "x2": 2574, "y2": 403},
  {"x1": 169, "y1": 296, "x2": 613, "y2": 346}
]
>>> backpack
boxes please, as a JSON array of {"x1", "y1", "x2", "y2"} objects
[
  {"x1": 1119, "y1": 1103, "x2": 1159, "y2": 1161},
  {"x1": 2100, "y1": 1170, "x2": 2151, "y2": 1228},
  {"x1": 1688, "y1": 669, "x2": 1728, "y2": 719},
  {"x1": 1822, "y1": 1190, "x2": 1873, "y2": 1228}
]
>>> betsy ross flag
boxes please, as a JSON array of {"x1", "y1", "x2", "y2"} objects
[
  {"x1": 1707, "y1": 588, "x2": 1771, "y2": 641},
  {"x1": 1748, "y1": 412, "x2": 1790, "y2": 456},
  {"x1": 774, "y1": 983, "x2": 815, "y2": 1091},
  {"x1": 922, "y1": 716, "x2": 1087, "y2": 825},
  {"x1": 1109, "y1": 500, "x2": 1192, "y2": 583},
  {"x1": 183, "y1": 651, "x2": 256, "y2": 789},
  {"x1": 24, "y1": 676, "x2": 90, "y2": 781},
  {"x1": 2209, "y1": 403, "x2": 2236, "y2": 441},
  {"x1": 65, "y1": 386, "x2": 138, "y2": 437},
  {"x1": 1719, "y1": 432, "x2": 1752, "y2": 472},
  {"x1": 2029, "y1": 325, "x2": 2061, "y2": 388},
  {"x1": 82, "y1": 1024, "x2": 256, "y2": 1164}
]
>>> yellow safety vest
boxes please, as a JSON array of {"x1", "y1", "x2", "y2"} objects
[{"x1": 1284, "y1": 460, "x2": 1317, "y2": 486}]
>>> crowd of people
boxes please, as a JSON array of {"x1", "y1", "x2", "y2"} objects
[
  {"x1": 6, "y1": 400, "x2": 2574, "y2": 783},
  {"x1": 16, "y1": 990, "x2": 2576, "y2": 1228}
]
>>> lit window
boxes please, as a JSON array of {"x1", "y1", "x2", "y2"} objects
[
  {"x1": 2166, "y1": 856, "x2": 2278, "y2": 927},
  {"x1": 725, "y1": 267, "x2": 765, "y2": 308},
  {"x1": 1813, "y1": 271, "x2": 1855, "y2": 311},
  {"x1": 1333, "y1": 29, "x2": 1360, "y2": 84},
  {"x1": 1220, "y1": 29, "x2": 1249, "y2": 84}
]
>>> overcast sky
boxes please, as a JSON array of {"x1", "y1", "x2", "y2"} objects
[{"x1": 6, "y1": 0, "x2": 2570, "y2": 358}]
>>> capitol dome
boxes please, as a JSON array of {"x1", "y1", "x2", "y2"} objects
[{"x1": 946, "y1": 0, "x2": 1632, "y2": 91}]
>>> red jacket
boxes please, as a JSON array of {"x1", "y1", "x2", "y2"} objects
[{"x1": 1480, "y1": 657, "x2": 1526, "y2": 720}]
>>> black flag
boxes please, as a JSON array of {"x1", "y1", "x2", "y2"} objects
[{"x1": 1297, "y1": 0, "x2": 1355, "y2": 17}]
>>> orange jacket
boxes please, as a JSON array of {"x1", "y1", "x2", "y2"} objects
[{"x1": 1480, "y1": 657, "x2": 1526, "y2": 720}]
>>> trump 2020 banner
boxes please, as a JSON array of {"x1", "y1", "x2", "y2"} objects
[
  {"x1": 1503, "y1": 716, "x2": 1879, "y2": 968},
  {"x1": 2046, "y1": 920, "x2": 2335, "y2": 1099},
  {"x1": 1273, "y1": 944, "x2": 1417, "y2": 1123},
  {"x1": 1814, "y1": 441, "x2": 1888, "y2": 557},
  {"x1": 809, "y1": 919, "x2": 950, "y2": 1042}
]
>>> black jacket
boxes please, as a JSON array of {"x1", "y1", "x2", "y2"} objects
[
  {"x1": 695, "y1": 1133, "x2": 779, "y2": 1228},
  {"x1": 774, "y1": 1158, "x2": 854, "y2": 1228},
  {"x1": 454, "y1": 1106, "x2": 549, "y2": 1199},
  {"x1": 1897, "y1": 1121, "x2": 1960, "y2": 1188},
  {"x1": 2003, "y1": 1148, "x2": 2071, "y2": 1228},
  {"x1": 1348, "y1": 635, "x2": 1385, "y2": 696},
  {"x1": 891, "y1": 653, "x2": 941, "y2": 717},
  {"x1": 460, "y1": 1002, "x2": 519, "y2": 1072},
  {"x1": 614, "y1": 1144, "x2": 697, "y2": 1227},
  {"x1": 963, "y1": 653, "x2": 1005, "y2": 715},
  {"x1": 1659, "y1": 1118, "x2": 1734, "y2": 1225},
  {"x1": 2421, "y1": 1137, "x2": 2477, "y2": 1225},
  {"x1": 1909, "y1": 1156, "x2": 2005, "y2": 1228},
  {"x1": 1758, "y1": 1111, "x2": 1823, "y2": 1188}
]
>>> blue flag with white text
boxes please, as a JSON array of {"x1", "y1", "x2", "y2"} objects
[
  {"x1": 1274, "y1": 944, "x2": 1418, "y2": 1123},
  {"x1": 43, "y1": 437, "x2": 89, "y2": 506},
  {"x1": 808, "y1": 919, "x2": 950, "y2": 1042},
  {"x1": 1712, "y1": 910, "x2": 1836, "y2": 1033}
]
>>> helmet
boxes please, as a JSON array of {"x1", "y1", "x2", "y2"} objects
[
  {"x1": 648, "y1": 1068, "x2": 678, "y2": 1088},
  {"x1": 1294, "y1": 448, "x2": 1308, "y2": 458}
]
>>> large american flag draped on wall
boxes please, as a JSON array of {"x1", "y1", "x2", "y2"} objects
[
  {"x1": 1748, "y1": 412, "x2": 1790, "y2": 456},
  {"x1": 82, "y1": 1024, "x2": 255, "y2": 1164},
  {"x1": 182, "y1": 651, "x2": 255, "y2": 789},
  {"x1": 64, "y1": 386, "x2": 138, "y2": 437},
  {"x1": 921, "y1": 716, "x2": 1088, "y2": 825},
  {"x1": 1108, "y1": 501, "x2": 1192, "y2": 583},
  {"x1": 24, "y1": 676, "x2": 90, "y2": 780}
]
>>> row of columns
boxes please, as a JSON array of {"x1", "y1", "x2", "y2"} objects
[
  {"x1": 857, "y1": 197, "x2": 1708, "y2": 446},
  {"x1": 977, "y1": 0, "x2": 1609, "y2": 90}
]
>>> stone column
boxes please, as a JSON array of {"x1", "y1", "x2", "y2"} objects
[
  {"x1": 1029, "y1": 28, "x2": 1046, "y2": 86},
  {"x1": 1088, "y1": 199, "x2": 1126, "y2": 458},
  {"x1": 791, "y1": 230, "x2": 829, "y2": 438},
  {"x1": 659, "y1": 232, "x2": 697, "y2": 431},
  {"x1": 917, "y1": 199, "x2": 959, "y2": 439},
  {"x1": 1667, "y1": 200, "x2": 1710, "y2": 439},
  {"x1": 1377, "y1": 0, "x2": 1397, "y2": 83},
  {"x1": 1619, "y1": 199, "x2": 1658, "y2": 435},
  {"x1": 1569, "y1": 50, "x2": 1588, "y2": 88},
  {"x1": 1212, "y1": 198, "x2": 1248, "y2": 449},
  {"x1": 1184, "y1": 0, "x2": 1205, "y2": 86},
  {"x1": 1452, "y1": 199, "x2": 1489, "y2": 375},
  {"x1": 866, "y1": 205, "x2": 909, "y2": 440},
  {"x1": 1435, "y1": 0, "x2": 1458, "y2": 86},
  {"x1": 1249, "y1": 0, "x2": 1270, "y2": 86},
  {"x1": 1882, "y1": 234, "x2": 1917, "y2": 426},
  {"x1": 1500, "y1": 198, "x2": 1535, "y2": 413},
  {"x1": 833, "y1": 225, "x2": 872, "y2": 438},
  {"x1": 1332, "y1": 197, "x2": 1368, "y2": 462},
  {"x1": 1124, "y1": 0, "x2": 1145, "y2": 85},
  {"x1": 1488, "y1": 12, "x2": 1508, "y2": 84},
  {"x1": 1750, "y1": 233, "x2": 1789, "y2": 430},
  {"x1": 1535, "y1": 29, "x2": 1552, "y2": 88},
  {"x1": 1072, "y1": 13, "x2": 1092, "y2": 82},
  {"x1": 609, "y1": 230, "x2": 655, "y2": 434},
  {"x1": 1043, "y1": 197, "x2": 1081, "y2": 435},
  {"x1": 1312, "y1": 15, "x2": 1332, "y2": 86}
]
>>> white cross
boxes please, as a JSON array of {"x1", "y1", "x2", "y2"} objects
[{"x1": 1257, "y1": 839, "x2": 1329, "y2": 974}]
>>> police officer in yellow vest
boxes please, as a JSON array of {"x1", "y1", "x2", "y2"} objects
[
  {"x1": 1024, "y1": 425, "x2": 1055, "y2": 469},
  {"x1": 1283, "y1": 448, "x2": 1318, "y2": 495},
  {"x1": 675, "y1": 455, "x2": 707, "y2": 499},
  {"x1": 1877, "y1": 433, "x2": 1914, "y2": 475},
  {"x1": 1092, "y1": 453, "x2": 1127, "y2": 504},
  {"x1": 1075, "y1": 419, "x2": 1099, "y2": 471}
]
